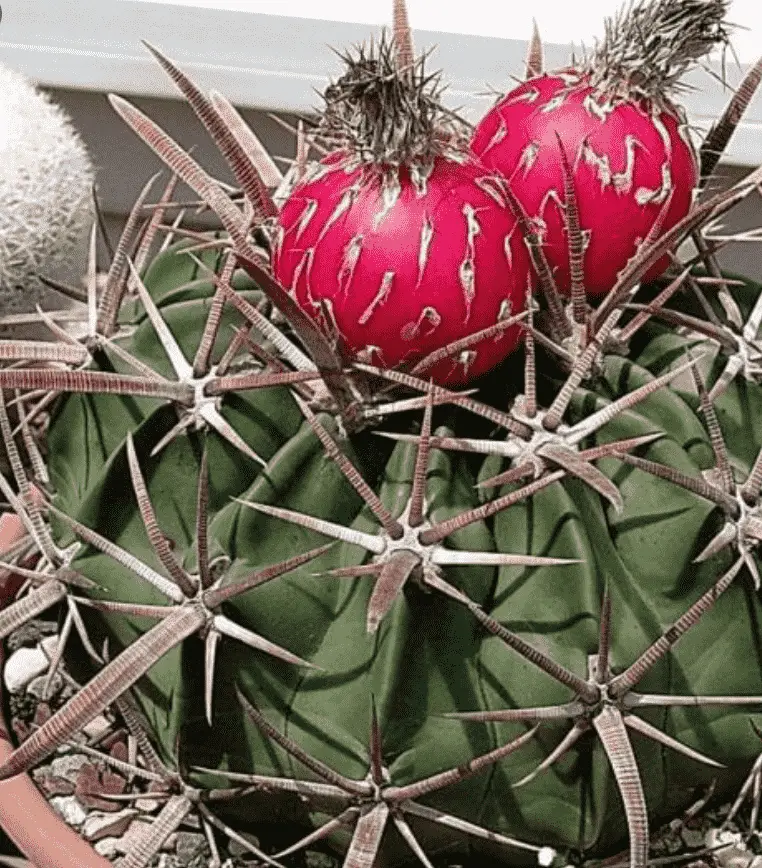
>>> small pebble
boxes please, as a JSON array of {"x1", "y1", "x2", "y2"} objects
[
  {"x1": 135, "y1": 797, "x2": 161, "y2": 813},
  {"x1": 27, "y1": 671, "x2": 64, "y2": 700},
  {"x1": 83, "y1": 808, "x2": 137, "y2": 842},
  {"x1": 227, "y1": 830, "x2": 262, "y2": 858},
  {"x1": 305, "y1": 853, "x2": 341, "y2": 868},
  {"x1": 726, "y1": 857, "x2": 755, "y2": 868},
  {"x1": 707, "y1": 828, "x2": 745, "y2": 848},
  {"x1": 538, "y1": 846, "x2": 556, "y2": 867},
  {"x1": 40, "y1": 634, "x2": 59, "y2": 660},
  {"x1": 681, "y1": 826, "x2": 706, "y2": 849},
  {"x1": 82, "y1": 713, "x2": 112, "y2": 740},
  {"x1": 94, "y1": 837, "x2": 119, "y2": 859},
  {"x1": 50, "y1": 753, "x2": 90, "y2": 784},
  {"x1": 4, "y1": 645, "x2": 49, "y2": 692},
  {"x1": 5, "y1": 619, "x2": 57, "y2": 652},
  {"x1": 706, "y1": 828, "x2": 748, "y2": 868},
  {"x1": 49, "y1": 795, "x2": 88, "y2": 827},
  {"x1": 33, "y1": 770, "x2": 75, "y2": 798},
  {"x1": 175, "y1": 830, "x2": 206, "y2": 863}
]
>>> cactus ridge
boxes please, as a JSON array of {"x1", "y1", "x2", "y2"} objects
[{"x1": 3, "y1": 8, "x2": 762, "y2": 868}]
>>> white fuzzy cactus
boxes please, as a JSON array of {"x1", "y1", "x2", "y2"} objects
[{"x1": 0, "y1": 62, "x2": 93, "y2": 313}]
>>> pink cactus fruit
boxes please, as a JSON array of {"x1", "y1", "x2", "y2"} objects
[
  {"x1": 471, "y1": 0, "x2": 731, "y2": 297},
  {"x1": 272, "y1": 155, "x2": 530, "y2": 385},
  {"x1": 472, "y1": 70, "x2": 698, "y2": 296},
  {"x1": 271, "y1": 21, "x2": 531, "y2": 386}
]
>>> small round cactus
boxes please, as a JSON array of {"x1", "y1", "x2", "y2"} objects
[{"x1": 0, "y1": 63, "x2": 94, "y2": 313}]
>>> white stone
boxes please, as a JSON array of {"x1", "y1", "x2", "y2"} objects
[
  {"x1": 706, "y1": 829, "x2": 748, "y2": 868},
  {"x1": 50, "y1": 795, "x2": 87, "y2": 827},
  {"x1": 706, "y1": 828, "x2": 745, "y2": 850},
  {"x1": 50, "y1": 753, "x2": 89, "y2": 784},
  {"x1": 82, "y1": 714, "x2": 112, "y2": 740},
  {"x1": 94, "y1": 837, "x2": 119, "y2": 859},
  {"x1": 3, "y1": 645, "x2": 49, "y2": 692},
  {"x1": 39, "y1": 634, "x2": 59, "y2": 659},
  {"x1": 538, "y1": 847, "x2": 556, "y2": 867},
  {"x1": 26, "y1": 671, "x2": 64, "y2": 700},
  {"x1": 135, "y1": 797, "x2": 161, "y2": 813},
  {"x1": 726, "y1": 857, "x2": 755, "y2": 868},
  {"x1": 83, "y1": 809, "x2": 137, "y2": 842}
]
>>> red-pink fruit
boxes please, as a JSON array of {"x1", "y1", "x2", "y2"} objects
[
  {"x1": 472, "y1": 71, "x2": 697, "y2": 296},
  {"x1": 270, "y1": 29, "x2": 531, "y2": 386},
  {"x1": 272, "y1": 155, "x2": 530, "y2": 385},
  {"x1": 471, "y1": 0, "x2": 730, "y2": 297}
]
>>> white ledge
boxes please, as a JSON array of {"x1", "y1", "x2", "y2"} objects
[{"x1": 1, "y1": 0, "x2": 761, "y2": 165}]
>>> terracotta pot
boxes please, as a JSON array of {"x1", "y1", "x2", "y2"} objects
[{"x1": 0, "y1": 512, "x2": 111, "y2": 868}]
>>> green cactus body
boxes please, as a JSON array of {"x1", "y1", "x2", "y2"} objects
[
  {"x1": 42, "y1": 242, "x2": 762, "y2": 862},
  {"x1": 48, "y1": 242, "x2": 303, "y2": 517}
]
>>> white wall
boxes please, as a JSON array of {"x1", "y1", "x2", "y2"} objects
[
  {"x1": 128, "y1": 0, "x2": 762, "y2": 63},
  {"x1": 17, "y1": 0, "x2": 761, "y2": 282},
  {"x1": 2, "y1": 0, "x2": 761, "y2": 166}
]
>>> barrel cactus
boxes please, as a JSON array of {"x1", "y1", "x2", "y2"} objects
[{"x1": 3, "y1": 3, "x2": 762, "y2": 868}]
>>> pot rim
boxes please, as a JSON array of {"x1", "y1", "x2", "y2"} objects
[{"x1": 0, "y1": 511, "x2": 111, "y2": 868}]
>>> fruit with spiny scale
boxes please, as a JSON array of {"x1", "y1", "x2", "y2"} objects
[
  {"x1": 271, "y1": 23, "x2": 531, "y2": 385},
  {"x1": 3, "y1": 2, "x2": 762, "y2": 868},
  {"x1": 471, "y1": 0, "x2": 731, "y2": 297}
]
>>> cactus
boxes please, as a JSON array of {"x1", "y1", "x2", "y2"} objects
[
  {"x1": 3, "y1": 3, "x2": 762, "y2": 868},
  {"x1": 0, "y1": 62, "x2": 93, "y2": 313}
]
